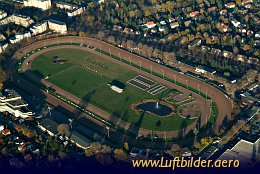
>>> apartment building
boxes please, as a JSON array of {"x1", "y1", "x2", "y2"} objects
[{"x1": 23, "y1": 0, "x2": 52, "y2": 10}]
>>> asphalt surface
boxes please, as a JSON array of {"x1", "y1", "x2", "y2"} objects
[{"x1": 6, "y1": 36, "x2": 232, "y2": 147}]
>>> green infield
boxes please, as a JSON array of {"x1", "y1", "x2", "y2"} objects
[{"x1": 31, "y1": 48, "x2": 196, "y2": 131}]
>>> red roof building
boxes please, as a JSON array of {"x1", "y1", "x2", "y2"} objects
[
  {"x1": 2, "y1": 129, "x2": 11, "y2": 136},
  {"x1": 189, "y1": 11, "x2": 200, "y2": 17},
  {"x1": 207, "y1": 6, "x2": 218, "y2": 12}
]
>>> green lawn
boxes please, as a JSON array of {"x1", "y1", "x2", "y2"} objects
[{"x1": 31, "y1": 48, "x2": 195, "y2": 131}]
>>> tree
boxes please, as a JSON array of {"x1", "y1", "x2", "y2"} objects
[
  {"x1": 57, "y1": 124, "x2": 69, "y2": 134},
  {"x1": 165, "y1": 144, "x2": 182, "y2": 157},
  {"x1": 114, "y1": 148, "x2": 128, "y2": 162}
]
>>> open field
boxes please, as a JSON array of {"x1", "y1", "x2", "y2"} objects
[{"x1": 31, "y1": 48, "x2": 195, "y2": 131}]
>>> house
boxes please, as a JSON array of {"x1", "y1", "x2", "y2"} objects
[
  {"x1": 218, "y1": 138, "x2": 260, "y2": 167},
  {"x1": 24, "y1": 0, "x2": 52, "y2": 10},
  {"x1": 231, "y1": 19, "x2": 241, "y2": 28},
  {"x1": 123, "y1": 27, "x2": 133, "y2": 34},
  {"x1": 225, "y1": 2, "x2": 236, "y2": 8},
  {"x1": 220, "y1": 9, "x2": 227, "y2": 15},
  {"x1": 222, "y1": 50, "x2": 234, "y2": 59},
  {"x1": 242, "y1": 0, "x2": 253, "y2": 5},
  {"x1": 189, "y1": 11, "x2": 200, "y2": 17},
  {"x1": 145, "y1": 21, "x2": 156, "y2": 29},
  {"x1": 207, "y1": 6, "x2": 217, "y2": 12},
  {"x1": 221, "y1": 23, "x2": 229, "y2": 32},
  {"x1": 237, "y1": 54, "x2": 247, "y2": 62},
  {"x1": 30, "y1": 21, "x2": 48, "y2": 36},
  {"x1": 159, "y1": 20, "x2": 166, "y2": 25},
  {"x1": 168, "y1": 17, "x2": 175, "y2": 23},
  {"x1": 170, "y1": 22, "x2": 179, "y2": 29},
  {"x1": 175, "y1": 36, "x2": 188, "y2": 45},
  {"x1": 159, "y1": 26, "x2": 166, "y2": 32},
  {"x1": 48, "y1": 19, "x2": 67, "y2": 34},
  {"x1": 0, "y1": 10, "x2": 7, "y2": 20},
  {"x1": 112, "y1": 25, "x2": 122, "y2": 32},
  {"x1": 245, "y1": 4, "x2": 252, "y2": 8},
  {"x1": 2, "y1": 129, "x2": 11, "y2": 136},
  {"x1": 0, "y1": 123, "x2": 4, "y2": 132},
  {"x1": 184, "y1": 20, "x2": 192, "y2": 27},
  {"x1": 247, "y1": 57, "x2": 259, "y2": 64},
  {"x1": 255, "y1": 32, "x2": 260, "y2": 39},
  {"x1": 188, "y1": 38, "x2": 202, "y2": 48},
  {"x1": 38, "y1": 118, "x2": 58, "y2": 136}
]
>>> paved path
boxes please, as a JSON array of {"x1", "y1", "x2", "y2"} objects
[{"x1": 9, "y1": 36, "x2": 232, "y2": 140}]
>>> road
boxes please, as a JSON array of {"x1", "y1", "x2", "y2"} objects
[{"x1": 7, "y1": 36, "x2": 232, "y2": 143}]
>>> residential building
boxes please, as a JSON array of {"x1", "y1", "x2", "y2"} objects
[
  {"x1": 222, "y1": 50, "x2": 234, "y2": 59},
  {"x1": 30, "y1": 21, "x2": 48, "y2": 35},
  {"x1": 145, "y1": 21, "x2": 156, "y2": 29},
  {"x1": 184, "y1": 20, "x2": 192, "y2": 27},
  {"x1": 188, "y1": 38, "x2": 202, "y2": 48},
  {"x1": 189, "y1": 11, "x2": 200, "y2": 17},
  {"x1": 242, "y1": 0, "x2": 253, "y2": 5},
  {"x1": 231, "y1": 19, "x2": 241, "y2": 28},
  {"x1": 48, "y1": 19, "x2": 67, "y2": 34},
  {"x1": 218, "y1": 138, "x2": 260, "y2": 167},
  {"x1": 2, "y1": 129, "x2": 11, "y2": 136},
  {"x1": 23, "y1": 0, "x2": 52, "y2": 10},
  {"x1": 237, "y1": 54, "x2": 247, "y2": 62},
  {"x1": 0, "y1": 10, "x2": 7, "y2": 20},
  {"x1": 225, "y1": 2, "x2": 236, "y2": 8},
  {"x1": 67, "y1": 7, "x2": 84, "y2": 18},
  {"x1": 0, "y1": 34, "x2": 6, "y2": 42},
  {"x1": 0, "y1": 89, "x2": 34, "y2": 118},
  {"x1": 0, "y1": 14, "x2": 34, "y2": 28},
  {"x1": 220, "y1": 9, "x2": 227, "y2": 15},
  {"x1": 56, "y1": 1, "x2": 79, "y2": 10},
  {"x1": 0, "y1": 123, "x2": 4, "y2": 132},
  {"x1": 0, "y1": 42, "x2": 8, "y2": 53},
  {"x1": 170, "y1": 22, "x2": 179, "y2": 29},
  {"x1": 123, "y1": 27, "x2": 133, "y2": 35},
  {"x1": 9, "y1": 31, "x2": 31, "y2": 44},
  {"x1": 207, "y1": 6, "x2": 217, "y2": 12},
  {"x1": 168, "y1": 17, "x2": 175, "y2": 23},
  {"x1": 56, "y1": 1, "x2": 85, "y2": 18}
]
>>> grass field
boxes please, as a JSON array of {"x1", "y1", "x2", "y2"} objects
[{"x1": 31, "y1": 48, "x2": 195, "y2": 131}]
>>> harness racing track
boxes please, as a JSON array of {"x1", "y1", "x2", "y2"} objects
[{"x1": 9, "y1": 36, "x2": 232, "y2": 149}]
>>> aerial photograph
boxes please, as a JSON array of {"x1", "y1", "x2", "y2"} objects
[{"x1": 0, "y1": 0, "x2": 259, "y2": 173}]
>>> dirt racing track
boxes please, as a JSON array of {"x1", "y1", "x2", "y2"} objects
[{"x1": 10, "y1": 36, "x2": 232, "y2": 147}]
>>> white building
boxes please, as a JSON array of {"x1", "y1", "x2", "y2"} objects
[
  {"x1": 48, "y1": 19, "x2": 67, "y2": 34},
  {"x1": 0, "y1": 42, "x2": 8, "y2": 53},
  {"x1": 0, "y1": 14, "x2": 34, "y2": 28},
  {"x1": 67, "y1": 7, "x2": 85, "y2": 18},
  {"x1": 111, "y1": 85, "x2": 123, "y2": 93},
  {"x1": 0, "y1": 123, "x2": 4, "y2": 132},
  {"x1": 0, "y1": 34, "x2": 6, "y2": 42},
  {"x1": 0, "y1": 90, "x2": 34, "y2": 119},
  {"x1": 9, "y1": 31, "x2": 31, "y2": 44},
  {"x1": 24, "y1": 0, "x2": 52, "y2": 11},
  {"x1": 56, "y1": 1, "x2": 85, "y2": 18},
  {"x1": 0, "y1": 10, "x2": 7, "y2": 20},
  {"x1": 30, "y1": 21, "x2": 48, "y2": 35}
]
